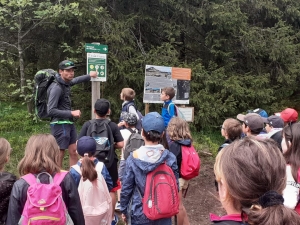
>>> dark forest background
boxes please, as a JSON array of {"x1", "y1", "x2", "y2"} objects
[{"x1": 1, "y1": 0, "x2": 300, "y2": 129}]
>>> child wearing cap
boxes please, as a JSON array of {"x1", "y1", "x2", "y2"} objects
[
  {"x1": 120, "y1": 112, "x2": 179, "y2": 225},
  {"x1": 69, "y1": 136, "x2": 113, "y2": 190},
  {"x1": 279, "y1": 108, "x2": 298, "y2": 125},
  {"x1": 237, "y1": 113, "x2": 266, "y2": 139},
  {"x1": 263, "y1": 115, "x2": 284, "y2": 151},
  {"x1": 116, "y1": 112, "x2": 141, "y2": 211},
  {"x1": 78, "y1": 98, "x2": 124, "y2": 225}
]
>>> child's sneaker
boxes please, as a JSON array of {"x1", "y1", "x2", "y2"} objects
[
  {"x1": 115, "y1": 201, "x2": 121, "y2": 211},
  {"x1": 111, "y1": 214, "x2": 119, "y2": 225}
]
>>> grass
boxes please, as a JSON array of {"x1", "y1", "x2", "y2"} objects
[{"x1": 0, "y1": 101, "x2": 223, "y2": 176}]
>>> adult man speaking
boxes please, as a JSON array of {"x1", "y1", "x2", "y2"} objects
[{"x1": 47, "y1": 60, "x2": 97, "y2": 167}]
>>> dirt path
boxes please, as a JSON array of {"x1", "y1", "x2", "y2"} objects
[{"x1": 183, "y1": 155, "x2": 225, "y2": 225}]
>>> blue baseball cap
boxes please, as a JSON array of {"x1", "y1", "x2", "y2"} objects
[
  {"x1": 76, "y1": 136, "x2": 96, "y2": 156},
  {"x1": 247, "y1": 108, "x2": 268, "y2": 118},
  {"x1": 142, "y1": 112, "x2": 165, "y2": 134}
]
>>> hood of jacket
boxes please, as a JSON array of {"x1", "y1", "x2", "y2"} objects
[
  {"x1": 132, "y1": 144, "x2": 170, "y2": 173},
  {"x1": 175, "y1": 139, "x2": 192, "y2": 146}
]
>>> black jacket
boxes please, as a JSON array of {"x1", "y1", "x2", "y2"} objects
[
  {"x1": 47, "y1": 74, "x2": 90, "y2": 122},
  {"x1": 6, "y1": 172, "x2": 84, "y2": 225},
  {"x1": 0, "y1": 172, "x2": 17, "y2": 225},
  {"x1": 169, "y1": 139, "x2": 192, "y2": 178}
]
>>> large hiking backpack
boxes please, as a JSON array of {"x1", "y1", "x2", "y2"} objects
[
  {"x1": 180, "y1": 145, "x2": 201, "y2": 180},
  {"x1": 71, "y1": 162, "x2": 112, "y2": 225},
  {"x1": 87, "y1": 119, "x2": 115, "y2": 168},
  {"x1": 19, "y1": 171, "x2": 73, "y2": 225},
  {"x1": 123, "y1": 103, "x2": 143, "y2": 131},
  {"x1": 139, "y1": 162, "x2": 179, "y2": 220},
  {"x1": 123, "y1": 128, "x2": 144, "y2": 160},
  {"x1": 34, "y1": 69, "x2": 61, "y2": 119},
  {"x1": 167, "y1": 102, "x2": 185, "y2": 120}
]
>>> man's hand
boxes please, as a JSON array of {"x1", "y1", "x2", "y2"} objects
[
  {"x1": 89, "y1": 71, "x2": 97, "y2": 78},
  {"x1": 71, "y1": 110, "x2": 81, "y2": 118}
]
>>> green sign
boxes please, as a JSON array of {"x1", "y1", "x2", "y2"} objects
[
  {"x1": 87, "y1": 53, "x2": 107, "y2": 82},
  {"x1": 85, "y1": 43, "x2": 108, "y2": 54}
]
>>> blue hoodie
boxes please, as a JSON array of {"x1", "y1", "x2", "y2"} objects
[{"x1": 120, "y1": 144, "x2": 179, "y2": 225}]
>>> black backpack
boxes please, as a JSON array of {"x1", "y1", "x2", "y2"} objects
[
  {"x1": 87, "y1": 119, "x2": 115, "y2": 168},
  {"x1": 123, "y1": 103, "x2": 143, "y2": 132},
  {"x1": 123, "y1": 128, "x2": 144, "y2": 160},
  {"x1": 34, "y1": 69, "x2": 62, "y2": 119}
]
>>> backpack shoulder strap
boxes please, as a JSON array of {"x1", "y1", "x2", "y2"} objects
[
  {"x1": 22, "y1": 174, "x2": 37, "y2": 185},
  {"x1": 127, "y1": 127, "x2": 135, "y2": 133},
  {"x1": 167, "y1": 102, "x2": 175, "y2": 115},
  {"x1": 95, "y1": 162, "x2": 104, "y2": 173},
  {"x1": 71, "y1": 164, "x2": 82, "y2": 175},
  {"x1": 53, "y1": 171, "x2": 68, "y2": 185}
]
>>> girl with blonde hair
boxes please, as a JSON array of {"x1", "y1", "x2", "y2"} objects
[
  {"x1": 167, "y1": 117, "x2": 193, "y2": 225},
  {"x1": 7, "y1": 134, "x2": 84, "y2": 225},
  {"x1": 0, "y1": 138, "x2": 16, "y2": 224},
  {"x1": 212, "y1": 137, "x2": 300, "y2": 225}
]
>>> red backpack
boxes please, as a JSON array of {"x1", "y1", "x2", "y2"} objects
[
  {"x1": 180, "y1": 145, "x2": 201, "y2": 180},
  {"x1": 141, "y1": 163, "x2": 179, "y2": 220}
]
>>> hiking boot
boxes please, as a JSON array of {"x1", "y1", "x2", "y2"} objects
[{"x1": 115, "y1": 202, "x2": 121, "y2": 211}]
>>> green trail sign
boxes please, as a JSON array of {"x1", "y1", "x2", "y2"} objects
[
  {"x1": 87, "y1": 53, "x2": 107, "y2": 81},
  {"x1": 85, "y1": 43, "x2": 108, "y2": 54}
]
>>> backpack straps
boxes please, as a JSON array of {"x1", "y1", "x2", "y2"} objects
[
  {"x1": 95, "y1": 161, "x2": 104, "y2": 173},
  {"x1": 22, "y1": 171, "x2": 68, "y2": 186},
  {"x1": 53, "y1": 171, "x2": 68, "y2": 185},
  {"x1": 72, "y1": 164, "x2": 82, "y2": 175},
  {"x1": 22, "y1": 174, "x2": 37, "y2": 185}
]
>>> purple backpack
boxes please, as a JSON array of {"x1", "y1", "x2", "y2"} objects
[{"x1": 19, "y1": 171, "x2": 73, "y2": 225}]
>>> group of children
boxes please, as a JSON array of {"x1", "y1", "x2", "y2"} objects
[
  {"x1": 0, "y1": 86, "x2": 195, "y2": 225},
  {"x1": 214, "y1": 107, "x2": 300, "y2": 224},
  {"x1": 2, "y1": 84, "x2": 300, "y2": 225}
]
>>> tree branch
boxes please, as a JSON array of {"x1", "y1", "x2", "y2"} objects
[{"x1": 0, "y1": 41, "x2": 17, "y2": 49}]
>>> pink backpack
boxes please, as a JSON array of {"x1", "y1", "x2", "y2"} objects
[
  {"x1": 72, "y1": 162, "x2": 112, "y2": 225},
  {"x1": 141, "y1": 162, "x2": 179, "y2": 220},
  {"x1": 20, "y1": 171, "x2": 73, "y2": 225},
  {"x1": 180, "y1": 145, "x2": 201, "y2": 180}
]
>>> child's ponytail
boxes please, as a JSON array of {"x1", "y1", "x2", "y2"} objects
[{"x1": 81, "y1": 153, "x2": 97, "y2": 182}]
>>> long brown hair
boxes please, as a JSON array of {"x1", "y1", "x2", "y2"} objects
[
  {"x1": 215, "y1": 137, "x2": 300, "y2": 225},
  {"x1": 282, "y1": 123, "x2": 300, "y2": 181},
  {"x1": 167, "y1": 117, "x2": 192, "y2": 141},
  {"x1": 0, "y1": 138, "x2": 12, "y2": 171},
  {"x1": 81, "y1": 153, "x2": 97, "y2": 182},
  {"x1": 18, "y1": 134, "x2": 61, "y2": 176}
]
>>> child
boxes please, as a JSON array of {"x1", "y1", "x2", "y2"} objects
[
  {"x1": 69, "y1": 136, "x2": 113, "y2": 190},
  {"x1": 161, "y1": 87, "x2": 176, "y2": 128},
  {"x1": 116, "y1": 112, "x2": 140, "y2": 211},
  {"x1": 211, "y1": 137, "x2": 300, "y2": 225},
  {"x1": 6, "y1": 134, "x2": 84, "y2": 225},
  {"x1": 218, "y1": 118, "x2": 242, "y2": 152},
  {"x1": 281, "y1": 123, "x2": 300, "y2": 211},
  {"x1": 167, "y1": 117, "x2": 192, "y2": 225},
  {"x1": 120, "y1": 112, "x2": 179, "y2": 225},
  {"x1": 119, "y1": 88, "x2": 142, "y2": 131},
  {"x1": 0, "y1": 138, "x2": 16, "y2": 225},
  {"x1": 78, "y1": 98, "x2": 124, "y2": 225},
  {"x1": 69, "y1": 136, "x2": 113, "y2": 225}
]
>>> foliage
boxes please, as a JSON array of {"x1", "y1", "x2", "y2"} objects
[{"x1": 1, "y1": 0, "x2": 300, "y2": 129}]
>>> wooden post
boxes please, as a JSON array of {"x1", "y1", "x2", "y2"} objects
[
  {"x1": 91, "y1": 81, "x2": 101, "y2": 119},
  {"x1": 145, "y1": 103, "x2": 150, "y2": 114}
]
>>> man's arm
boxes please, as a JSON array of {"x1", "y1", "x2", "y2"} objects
[{"x1": 70, "y1": 71, "x2": 97, "y2": 86}]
